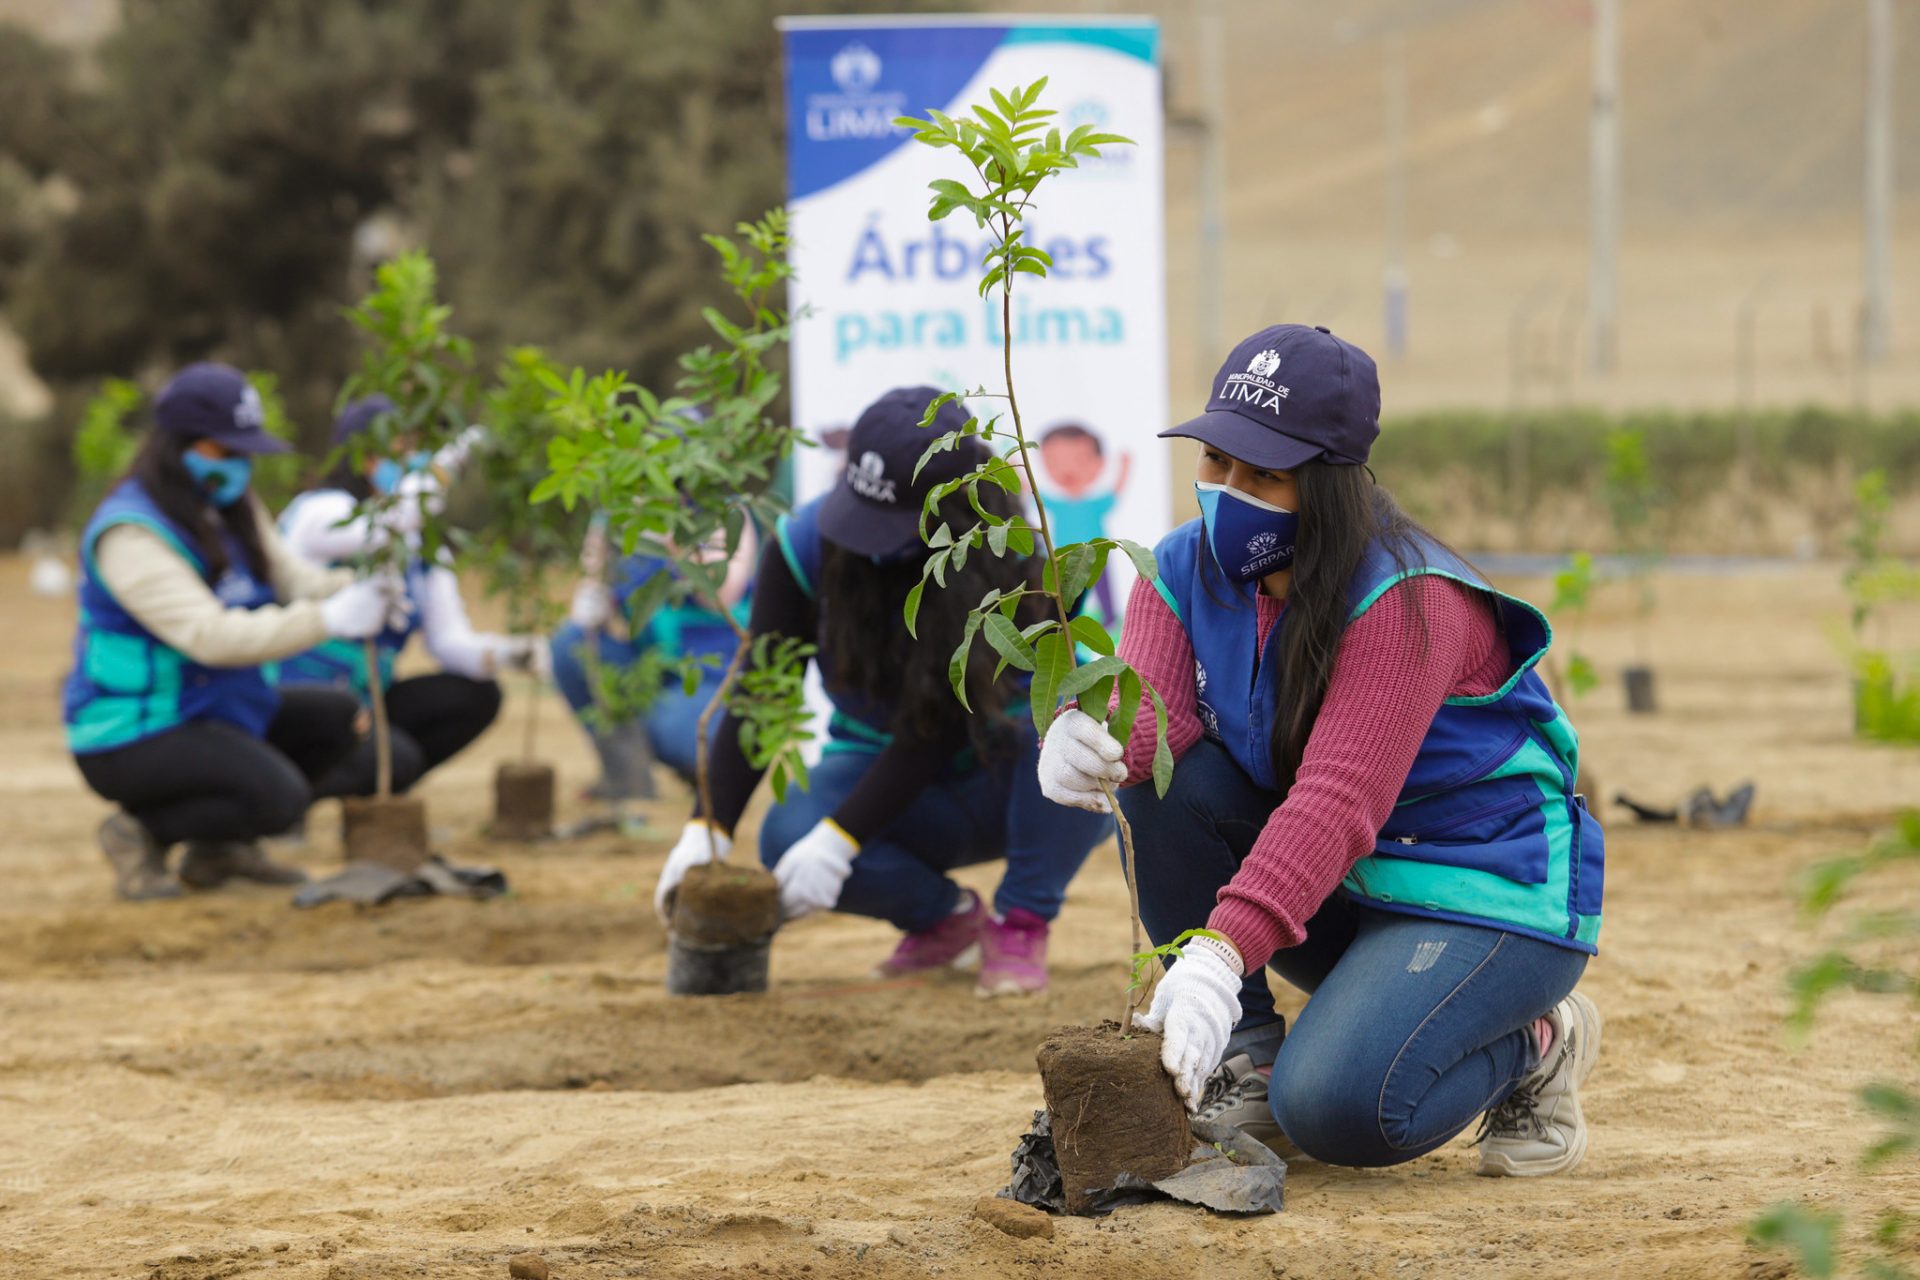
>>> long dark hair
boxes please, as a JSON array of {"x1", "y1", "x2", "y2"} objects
[
  {"x1": 819, "y1": 481, "x2": 1035, "y2": 759},
  {"x1": 127, "y1": 430, "x2": 270, "y2": 583},
  {"x1": 1206, "y1": 461, "x2": 1480, "y2": 797}
]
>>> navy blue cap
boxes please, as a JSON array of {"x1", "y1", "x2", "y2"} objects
[
  {"x1": 1160, "y1": 324, "x2": 1380, "y2": 470},
  {"x1": 332, "y1": 394, "x2": 396, "y2": 445},
  {"x1": 816, "y1": 386, "x2": 986, "y2": 558},
  {"x1": 153, "y1": 363, "x2": 291, "y2": 455}
]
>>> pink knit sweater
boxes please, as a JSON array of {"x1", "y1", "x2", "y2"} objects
[{"x1": 1112, "y1": 573, "x2": 1508, "y2": 973}]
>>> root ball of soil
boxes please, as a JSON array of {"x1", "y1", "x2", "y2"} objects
[
  {"x1": 1036, "y1": 1022, "x2": 1190, "y2": 1214},
  {"x1": 672, "y1": 862, "x2": 781, "y2": 948},
  {"x1": 339, "y1": 795, "x2": 429, "y2": 871},
  {"x1": 492, "y1": 761, "x2": 556, "y2": 842},
  {"x1": 507, "y1": 1254, "x2": 549, "y2": 1280},
  {"x1": 974, "y1": 1195, "x2": 1054, "y2": 1239}
]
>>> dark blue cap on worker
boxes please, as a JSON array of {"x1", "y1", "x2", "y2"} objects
[
  {"x1": 1160, "y1": 324, "x2": 1381, "y2": 470},
  {"x1": 153, "y1": 362, "x2": 291, "y2": 455},
  {"x1": 817, "y1": 386, "x2": 986, "y2": 559},
  {"x1": 332, "y1": 394, "x2": 396, "y2": 445}
]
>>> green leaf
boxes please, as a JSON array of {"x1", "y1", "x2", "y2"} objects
[
  {"x1": 1145, "y1": 680, "x2": 1174, "y2": 797},
  {"x1": 948, "y1": 612, "x2": 984, "y2": 710},
  {"x1": 1057, "y1": 655, "x2": 1126, "y2": 703},
  {"x1": 1110, "y1": 665, "x2": 1143, "y2": 747},
  {"x1": 903, "y1": 579, "x2": 926, "y2": 637},
  {"x1": 1115, "y1": 538, "x2": 1158, "y2": 583},
  {"x1": 982, "y1": 611, "x2": 1038, "y2": 672},
  {"x1": 1029, "y1": 631, "x2": 1073, "y2": 737},
  {"x1": 1749, "y1": 1203, "x2": 1839, "y2": 1278},
  {"x1": 1070, "y1": 614, "x2": 1116, "y2": 657}
]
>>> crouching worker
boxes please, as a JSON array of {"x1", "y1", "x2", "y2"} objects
[
  {"x1": 1040, "y1": 326, "x2": 1605, "y2": 1174},
  {"x1": 550, "y1": 519, "x2": 756, "y2": 801},
  {"x1": 65, "y1": 364, "x2": 398, "y2": 899},
  {"x1": 278, "y1": 396, "x2": 547, "y2": 797},
  {"x1": 651, "y1": 388, "x2": 1113, "y2": 995}
]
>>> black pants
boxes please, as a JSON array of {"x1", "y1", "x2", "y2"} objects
[
  {"x1": 313, "y1": 673, "x2": 502, "y2": 798},
  {"x1": 74, "y1": 686, "x2": 363, "y2": 846}
]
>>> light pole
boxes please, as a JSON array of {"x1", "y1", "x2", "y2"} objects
[
  {"x1": 1588, "y1": 0, "x2": 1620, "y2": 376},
  {"x1": 1863, "y1": 0, "x2": 1894, "y2": 365}
]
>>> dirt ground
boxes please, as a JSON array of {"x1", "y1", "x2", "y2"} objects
[{"x1": 2, "y1": 555, "x2": 1917, "y2": 1280}]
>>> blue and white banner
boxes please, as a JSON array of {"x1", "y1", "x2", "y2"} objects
[{"x1": 780, "y1": 16, "x2": 1169, "y2": 622}]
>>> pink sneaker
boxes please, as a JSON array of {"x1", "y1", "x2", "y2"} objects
[
  {"x1": 874, "y1": 890, "x2": 985, "y2": 977},
  {"x1": 977, "y1": 908, "x2": 1050, "y2": 997}
]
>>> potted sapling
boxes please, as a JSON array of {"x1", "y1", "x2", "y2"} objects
[
  {"x1": 333, "y1": 250, "x2": 474, "y2": 868},
  {"x1": 466, "y1": 346, "x2": 583, "y2": 840},
  {"x1": 537, "y1": 212, "x2": 809, "y2": 994},
  {"x1": 896, "y1": 83, "x2": 1199, "y2": 1211},
  {"x1": 1602, "y1": 425, "x2": 1661, "y2": 713}
]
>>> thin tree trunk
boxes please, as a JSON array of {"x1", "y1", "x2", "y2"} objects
[{"x1": 364, "y1": 639, "x2": 392, "y2": 799}]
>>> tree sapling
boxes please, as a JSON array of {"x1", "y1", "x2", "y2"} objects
[{"x1": 896, "y1": 80, "x2": 1195, "y2": 1208}]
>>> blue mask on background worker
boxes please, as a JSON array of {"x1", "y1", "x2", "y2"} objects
[{"x1": 183, "y1": 453, "x2": 253, "y2": 508}]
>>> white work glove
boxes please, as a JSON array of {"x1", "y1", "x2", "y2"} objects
[
  {"x1": 320, "y1": 577, "x2": 394, "y2": 640},
  {"x1": 569, "y1": 580, "x2": 614, "y2": 630},
  {"x1": 1038, "y1": 707, "x2": 1127, "y2": 813},
  {"x1": 433, "y1": 424, "x2": 488, "y2": 474},
  {"x1": 491, "y1": 635, "x2": 552, "y2": 682},
  {"x1": 1132, "y1": 935, "x2": 1246, "y2": 1110},
  {"x1": 654, "y1": 819, "x2": 731, "y2": 925},
  {"x1": 393, "y1": 466, "x2": 446, "y2": 523},
  {"x1": 772, "y1": 819, "x2": 859, "y2": 920}
]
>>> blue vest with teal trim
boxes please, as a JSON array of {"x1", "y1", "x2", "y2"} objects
[
  {"x1": 274, "y1": 489, "x2": 425, "y2": 699},
  {"x1": 613, "y1": 553, "x2": 747, "y2": 671},
  {"x1": 1153, "y1": 518, "x2": 1604, "y2": 952},
  {"x1": 63, "y1": 481, "x2": 282, "y2": 753}
]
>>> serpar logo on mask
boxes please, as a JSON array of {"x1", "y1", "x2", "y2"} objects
[
  {"x1": 847, "y1": 450, "x2": 898, "y2": 504},
  {"x1": 234, "y1": 384, "x2": 265, "y2": 432},
  {"x1": 830, "y1": 42, "x2": 881, "y2": 93},
  {"x1": 1248, "y1": 349, "x2": 1281, "y2": 378},
  {"x1": 1247, "y1": 531, "x2": 1280, "y2": 556}
]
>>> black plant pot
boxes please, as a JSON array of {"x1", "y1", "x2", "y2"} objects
[{"x1": 1623, "y1": 665, "x2": 1658, "y2": 714}]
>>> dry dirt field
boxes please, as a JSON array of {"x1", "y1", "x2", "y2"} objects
[{"x1": 2, "y1": 555, "x2": 1917, "y2": 1280}]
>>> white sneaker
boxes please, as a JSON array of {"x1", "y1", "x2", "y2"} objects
[
  {"x1": 1195, "y1": 1053, "x2": 1284, "y2": 1149},
  {"x1": 1476, "y1": 991, "x2": 1602, "y2": 1177}
]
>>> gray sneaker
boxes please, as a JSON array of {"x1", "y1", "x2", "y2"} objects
[
  {"x1": 98, "y1": 813, "x2": 182, "y2": 901},
  {"x1": 1477, "y1": 991, "x2": 1603, "y2": 1177},
  {"x1": 180, "y1": 841, "x2": 309, "y2": 889},
  {"x1": 1195, "y1": 1053, "x2": 1284, "y2": 1149}
]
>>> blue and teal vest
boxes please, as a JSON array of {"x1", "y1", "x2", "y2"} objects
[
  {"x1": 63, "y1": 481, "x2": 281, "y2": 754},
  {"x1": 615, "y1": 554, "x2": 747, "y2": 671},
  {"x1": 1152, "y1": 519, "x2": 1604, "y2": 953},
  {"x1": 274, "y1": 489, "x2": 425, "y2": 699}
]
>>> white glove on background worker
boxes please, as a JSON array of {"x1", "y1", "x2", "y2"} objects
[
  {"x1": 432, "y1": 424, "x2": 488, "y2": 474},
  {"x1": 569, "y1": 580, "x2": 614, "y2": 630},
  {"x1": 1132, "y1": 934, "x2": 1246, "y2": 1109},
  {"x1": 491, "y1": 635, "x2": 552, "y2": 682},
  {"x1": 1037, "y1": 707, "x2": 1126, "y2": 813},
  {"x1": 654, "y1": 820, "x2": 731, "y2": 925},
  {"x1": 320, "y1": 573, "x2": 409, "y2": 640},
  {"x1": 772, "y1": 819, "x2": 859, "y2": 920}
]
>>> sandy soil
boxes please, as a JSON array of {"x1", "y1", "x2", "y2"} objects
[{"x1": 2, "y1": 555, "x2": 1917, "y2": 1280}]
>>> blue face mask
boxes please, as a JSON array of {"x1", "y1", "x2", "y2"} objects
[
  {"x1": 183, "y1": 452, "x2": 253, "y2": 508},
  {"x1": 371, "y1": 451, "x2": 433, "y2": 495},
  {"x1": 1195, "y1": 480, "x2": 1299, "y2": 583}
]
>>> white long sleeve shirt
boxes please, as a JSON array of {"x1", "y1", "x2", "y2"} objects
[
  {"x1": 93, "y1": 497, "x2": 350, "y2": 668},
  {"x1": 280, "y1": 488, "x2": 512, "y2": 680}
]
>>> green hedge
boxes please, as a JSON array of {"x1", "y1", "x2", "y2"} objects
[{"x1": 1371, "y1": 405, "x2": 1920, "y2": 552}]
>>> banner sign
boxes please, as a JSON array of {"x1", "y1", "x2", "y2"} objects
[{"x1": 779, "y1": 16, "x2": 1169, "y2": 622}]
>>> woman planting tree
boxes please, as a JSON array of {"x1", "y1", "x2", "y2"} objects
[
  {"x1": 651, "y1": 387, "x2": 1114, "y2": 996},
  {"x1": 65, "y1": 364, "x2": 401, "y2": 899},
  {"x1": 551, "y1": 516, "x2": 758, "y2": 802},
  {"x1": 278, "y1": 395, "x2": 548, "y2": 798},
  {"x1": 1039, "y1": 324, "x2": 1607, "y2": 1176}
]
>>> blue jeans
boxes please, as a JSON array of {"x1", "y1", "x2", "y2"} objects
[
  {"x1": 549, "y1": 624, "x2": 716, "y2": 784},
  {"x1": 759, "y1": 733, "x2": 1113, "y2": 933},
  {"x1": 1119, "y1": 738, "x2": 1588, "y2": 1168}
]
